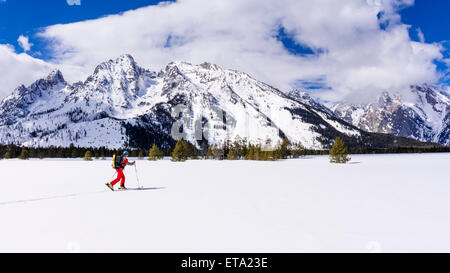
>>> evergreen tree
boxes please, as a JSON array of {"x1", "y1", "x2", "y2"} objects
[
  {"x1": 191, "y1": 153, "x2": 199, "y2": 160},
  {"x1": 213, "y1": 145, "x2": 225, "y2": 160},
  {"x1": 329, "y1": 137, "x2": 351, "y2": 164},
  {"x1": 227, "y1": 137, "x2": 242, "y2": 160},
  {"x1": 130, "y1": 149, "x2": 138, "y2": 157},
  {"x1": 3, "y1": 151, "x2": 11, "y2": 159},
  {"x1": 84, "y1": 151, "x2": 93, "y2": 161},
  {"x1": 206, "y1": 144, "x2": 223, "y2": 160},
  {"x1": 205, "y1": 145, "x2": 214, "y2": 159},
  {"x1": 71, "y1": 149, "x2": 79, "y2": 158},
  {"x1": 47, "y1": 147, "x2": 56, "y2": 158},
  {"x1": 138, "y1": 150, "x2": 145, "y2": 159},
  {"x1": 227, "y1": 146, "x2": 239, "y2": 160},
  {"x1": 6, "y1": 145, "x2": 16, "y2": 158},
  {"x1": 244, "y1": 145, "x2": 256, "y2": 160},
  {"x1": 18, "y1": 147, "x2": 29, "y2": 160},
  {"x1": 29, "y1": 148, "x2": 36, "y2": 158},
  {"x1": 182, "y1": 140, "x2": 195, "y2": 159},
  {"x1": 239, "y1": 138, "x2": 248, "y2": 158},
  {"x1": 79, "y1": 148, "x2": 86, "y2": 158},
  {"x1": 223, "y1": 133, "x2": 231, "y2": 157},
  {"x1": 278, "y1": 139, "x2": 291, "y2": 159},
  {"x1": 149, "y1": 144, "x2": 164, "y2": 161},
  {"x1": 264, "y1": 150, "x2": 278, "y2": 161},
  {"x1": 57, "y1": 148, "x2": 64, "y2": 158},
  {"x1": 291, "y1": 142, "x2": 305, "y2": 158},
  {"x1": 69, "y1": 143, "x2": 75, "y2": 157},
  {"x1": 172, "y1": 140, "x2": 187, "y2": 162}
]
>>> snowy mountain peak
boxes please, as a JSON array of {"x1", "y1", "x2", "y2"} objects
[
  {"x1": 332, "y1": 85, "x2": 450, "y2": 145},
  {"x1": 7, "y1": 69, "x2": 67, "y2": 101},
  {"x1": 166, "y1": 61, "x2": 223, "y2": 74},
  {"x1": 287, "y1": 90, "x2": 336, "y2": 117},
  {"x1": 377, "y1": 91, "x2": 393, "y2": 106},
  {"x1": 31, "y1": 69, "x2": 67, "y2": 91},
  {"x1": 198, "y1": 62, "x2": 221, "y2": 71},
  {"x1": 0, "y1": 69, "x2": 68, "y2": 126},
  {"x1": 164, "y1": 61, "x2": 185, "y2": 76},
  {"x1": 0, "y1": 54, "x2": 428, "y2": 149},
  {"x1": 14, "y1": 84, "x2": 28, "y2": 95},
  {"x1": 45, "y1": 70, "x2": 66, "y2": 85},
  {"x1": 116, "y1": 53, "x2": 137, "y2": 64},
  {"x1": 412, "y1": 84, "x2": 450, "y2": 108},
  {"x1": 288, "y1": 90, "x2": 316, "y2": 104},
  {"x1": 82, "y1": 54, "x2": 158, "y2": 101},
  {"x1": 93, "y1": 54, "x2": 140, "y2": 76}
]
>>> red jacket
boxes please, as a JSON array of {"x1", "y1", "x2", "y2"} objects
[{"x1": 120, "y1": 158, "x2": 129, "y2": 169}]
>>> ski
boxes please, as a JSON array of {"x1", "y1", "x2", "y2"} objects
[
  {"x1": 105, "y1": 186, "x2": 158, "y2": 192},
  {"x1": 116, "y1": 187, "x2": 145, "y2": 191},
  {"x1": 105, "y1": 183, "x2": 114, "y2": 191}
]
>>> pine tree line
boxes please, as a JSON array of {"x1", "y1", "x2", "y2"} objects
[
  {"x1": 1, "y1": 137, "x2": 449, "y2": 162},
  {"x1": 175, "y1": 138, "x2": 307, "y2": 162},
  {"x1": 0, "y1": 144, "x2": 153, "y2": 160}
]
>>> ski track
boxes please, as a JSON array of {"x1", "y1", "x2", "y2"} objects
[
  {"x1": 0, "y1": 191, "x2": 106, "y2": 206},
  {"x1": 0, "y1": 187, "x2": 166, "y2": 206},
  {"x1": 1, "y1": 154, "x2": 450, "y2": 252}
]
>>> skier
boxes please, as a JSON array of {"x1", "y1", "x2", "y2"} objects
[{"x1": 106, "y1": 151, "x2": 136, "y2": 191}]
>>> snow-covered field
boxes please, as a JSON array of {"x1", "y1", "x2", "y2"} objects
[{"x1": 1, "y1": 153, "x2": 450, "y2": 253}]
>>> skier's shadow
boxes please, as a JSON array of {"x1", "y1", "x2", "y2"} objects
[{"x1": 126, "y1": 187, "x2": 166, "y2": 191}]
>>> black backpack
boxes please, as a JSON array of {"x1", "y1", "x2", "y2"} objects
[{"x1": 112, "y1": 154, "x2": 125, "y2": 169}]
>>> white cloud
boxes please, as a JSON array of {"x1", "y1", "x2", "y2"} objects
[
  {"x1": 2, "y1": 0, "x2": 446, "y2": 103},
  {"x1": 416, "y1": 28, "x2": 425, "y2": 43},
  {"x1": 0, "y1": 44, "x2": 54, "y2": 98},
  {"x1": 443, "y1": 58, "x2": 450, "y2": 82},
  {"x1": 17, "y1": 35, "x2": 33, "y2": 52},
  {"x1": 67, "y1": 0, "x2": 81, "y2": 6}
]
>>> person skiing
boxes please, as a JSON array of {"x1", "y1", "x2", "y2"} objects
[{"x1": 106, "y1": 151, "x2": 136, "y2": 191}]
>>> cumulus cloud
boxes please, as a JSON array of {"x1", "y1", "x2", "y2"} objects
[
  {"x1": 416, "y1": 28, "x2": 425, "y2": 43},
  {"x1": 0, "y1": 45, "x2": 55, "y2": 98},
  {"x1": 3, "y1": 0, "x2": 447, "y2": 103},
  {"x1": 66, "y1": 0, "x2": 81, "y2": 6},
  {"x1": 443, "y1": 58, "x2": 450, "y2": 82},
  {"x1": 17, "y1": 35, "x2": 33, "y2": 52}
]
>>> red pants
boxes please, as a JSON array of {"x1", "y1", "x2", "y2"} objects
[{"x1": 110, "y1": 169, "x2": 125, "y2": 187}]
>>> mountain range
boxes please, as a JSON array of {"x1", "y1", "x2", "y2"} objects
[
  {"x1": 0, "y1": 54, "x2": 437, "y2": 150},
  {"x1": 329, "y1": 85, "x2": 450, "y2": 146}
]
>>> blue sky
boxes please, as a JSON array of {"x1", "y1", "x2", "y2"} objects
[
  {"x1": 0, "y1": 0, "x2": 448, "y2": 101},
  {"x1": 400, "y1": 0, "x2": 450, "y2": 84},
  {"x1": 0, "y1": 0, "x2": 170, "y2": 56},
  {"x1": 1, "y1": 0, "x2": 448, "y2": 59}
]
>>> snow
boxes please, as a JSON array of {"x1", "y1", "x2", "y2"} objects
[
  {"x1": 314, "y1": 110, "x2": 360, "y2": 137},
  {"x1": 1, "y1": 153, "x2": 450, "y2": 252}
]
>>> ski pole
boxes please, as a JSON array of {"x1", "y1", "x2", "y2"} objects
[{"x1": 134, "y1": 164, "x2": 142, "y2": 189}]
